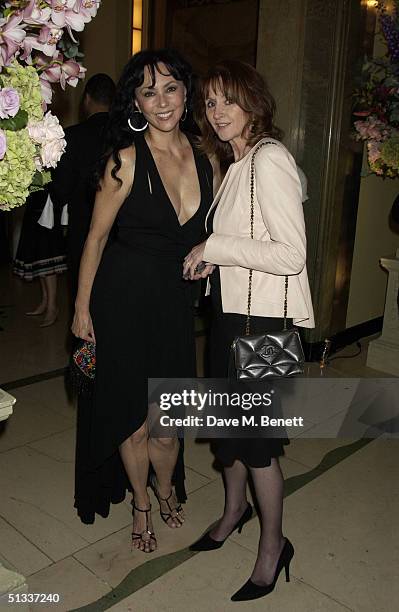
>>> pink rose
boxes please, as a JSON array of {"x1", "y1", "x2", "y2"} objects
[
  {"x1": 28, "y1": 111, "x2": 66, "y2": 168},
  {"x1": 0, "y1": 129, "x2": 6, "y2": 160},
  {"x1": 0, "y1": 87, "x2": 20, "y2": 119},
  {"x1": 41, "y1": 137, "x2": 66, "y2": 168},
  {"x1": 27, "y1": 121, "x2": 46, "y2": 144},
  {"x1": 28, "y1": 111, "x2": 65, "y2": 145}
]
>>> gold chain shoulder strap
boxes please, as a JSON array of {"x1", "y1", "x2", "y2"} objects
[{"x1": 245, "y1": 140, "x2": 288, "y2": 335}]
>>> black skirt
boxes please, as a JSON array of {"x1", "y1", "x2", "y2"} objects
[
  {"x1": 209, "y1": 267, "x2": 289, "y2": 468},
  {"x1": 13, "y1": 190, "x2": 67, "y2": 280}
]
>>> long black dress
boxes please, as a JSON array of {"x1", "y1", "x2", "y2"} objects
[
  {"x1": 75, "y1": 134, "x2": 213, "y2": 523},
  {"x1": 208, "y1": 208, "x2": 289, "y2": 468}
]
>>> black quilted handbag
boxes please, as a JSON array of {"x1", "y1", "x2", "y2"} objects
[{"x1": 230, "y1": 142, "x2": 305, "y2": 380}]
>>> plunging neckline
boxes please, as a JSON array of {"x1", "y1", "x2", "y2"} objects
[{"x1": 143, "y1": 135, "x2": 203, "y2": 228}]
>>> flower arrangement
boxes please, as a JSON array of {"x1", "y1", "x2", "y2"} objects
[
  {"x1": 353, "y1": 1, "x2": 399, "y2": 178},
  {"x1": 0, "y1": 1, "x2": 102, "y2": 210}
]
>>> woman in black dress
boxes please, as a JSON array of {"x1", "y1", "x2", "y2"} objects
[
  {"x1": 13, "y1": 188, "x2": 66, "y2": 326},
  {"x1": 72, "y1": 49, "x2": 213, "y2": 552},
  {"x1": 184, "y1": 61, "x2": 314, "y2": 600}
]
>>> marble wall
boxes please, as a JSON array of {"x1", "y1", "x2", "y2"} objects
[
  {"x1": 157, "y1": 0, "x2": 260, "y2": 74},
  {"x1": 257, "y1": 0, "x2": 371, "y2": 343}
]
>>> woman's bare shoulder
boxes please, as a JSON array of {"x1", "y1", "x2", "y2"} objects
[
  {"x1": 118, "y1": 143, "x2": 136, "y2": 165},
  {"x1": 102, "y1": 144, "x2": 136, "y2": 193}
]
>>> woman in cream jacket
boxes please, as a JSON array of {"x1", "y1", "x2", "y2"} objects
[{"x1": 184, "y1": 60, "x2": 314, "y2": 602}]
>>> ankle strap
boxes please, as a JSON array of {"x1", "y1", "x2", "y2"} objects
[
  {"x1": 158, "y1": 490, "x2": 173, "y2": 502},
  {"x1": 133, "y1": 503, "x2": 152, "y2": 513}
]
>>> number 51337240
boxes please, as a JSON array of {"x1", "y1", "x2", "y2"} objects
[{"x1": 8, "y1": 593, "x2": 60, "y2": 603}]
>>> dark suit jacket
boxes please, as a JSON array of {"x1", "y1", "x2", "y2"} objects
[
  {"x1": 50, "y1": 112, "x2": 109, "y2": 300},
  {"x1": 391, "y1": 195, "x2": 399, "y2": 225}
]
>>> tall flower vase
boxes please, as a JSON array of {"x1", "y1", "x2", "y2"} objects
[{"x1": 367, "y1": 249, "x2": 399, "y2": 375}]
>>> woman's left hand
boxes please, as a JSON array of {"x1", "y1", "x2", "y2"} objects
[{"x1": 183, "y1": 241, "x2": 214, "y2": 280}]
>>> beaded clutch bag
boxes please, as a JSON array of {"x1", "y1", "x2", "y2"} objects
[
  {"x1": 72, "y1": 341, "x2": 96, "y2": 379},
  {"x1": 69, "y1": 341, "x2": 96, "y2": 395}
]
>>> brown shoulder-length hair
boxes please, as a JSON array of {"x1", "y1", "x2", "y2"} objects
[{"x1": 195, "y1": 60, "x2": 282, "y2": 162}]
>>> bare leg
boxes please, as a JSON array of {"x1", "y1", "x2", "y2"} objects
[
  {"x1": 148, "y1": 436, "x2": 184, "y2": 527},
  {"x1": 119, "y1": 422, "x2": 156, "y2": 552},
  {"x1": 248, "y1": 458, "x2": 285, "y2": 585},
  {"x1": 40, "y1": 274, "x2": 58, "y2": 326},
  {"x1": 210, "y1": 459, "x2": 249, "y2": 541},
  {"x1": 26, "y1": 277, "x2": 47, "y2": 315}
]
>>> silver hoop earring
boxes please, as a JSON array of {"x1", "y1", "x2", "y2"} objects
[
  {"x1": 180, "y1": 103, "x2": 187, "y2": 122},
  {"x1": 128, "y1": 110, "x2": 148, "y2": 132}
]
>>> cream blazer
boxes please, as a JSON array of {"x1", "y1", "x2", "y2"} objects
[{"x1": 203, "y1": 138, "x2": 315, "y2": 328}]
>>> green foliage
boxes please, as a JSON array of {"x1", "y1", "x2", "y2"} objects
[
  {"x1": 58, "y1": 36, "x2": 85, "y2": 60},
  {"x1": 30, "y1": 170, "x2": 44, "y2": 187},
  {"x1": 381, "y1": 136, "x2": 399, "y2": 170},
  {"x1": 0, "y1": 110, "x2": 28, "y2": 131},
  {"x1": 28, "y1": 169, "x2": 52, "y2": 193}
]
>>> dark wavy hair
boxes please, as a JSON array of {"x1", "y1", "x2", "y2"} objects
[
  {"x1": 97, "y1": 49, "x2": 193, "y2": 188},
  {"x1": 195, "y1": 60, "x2": 282, "y2": 162}
]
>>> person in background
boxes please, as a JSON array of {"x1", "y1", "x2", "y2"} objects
[
  {"x1": 13, "y1": 188, "x2": 66, "y2": 327},
  {"x1": 391, "y1": 194, "x2": 399, "y2": 225},
  {"x1": 50, "y1": 73, "x2": 116, "y2": 303}
]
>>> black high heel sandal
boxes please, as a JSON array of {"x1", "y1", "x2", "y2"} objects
[
  {"x1": 131, "y1": 503, "x2": 157, "y2": 553},
  {"x1": 158, "y1": 490, "x2": 184, "y2": 527},
  {"x1": 189, "y1": 503, "x2": 253, "y2": 551},
  {"x1": 231, "y1": 537, "x2": 294, "y2": 601},
  {"x1": 150, "y1": 476, "x2": 184, "y2": 528}
]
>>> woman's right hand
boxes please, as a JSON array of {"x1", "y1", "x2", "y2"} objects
[{"x1": 71, "y1": 308, "x2": 96, "y2": 343}]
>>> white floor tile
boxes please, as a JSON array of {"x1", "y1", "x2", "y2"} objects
[
  {"x1": 27, "y1": 557, "x2": 110, "y2": 610},
  {"x1": 0, "y1": 516, "x2": 52, "y2": 577},
  {"x1": 107, "y1": 539, "x2": 351, "y2": 612}
]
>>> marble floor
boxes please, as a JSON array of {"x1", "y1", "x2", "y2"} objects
[{"x1": 0, "y1": 264, "x2": 398, "y2": 611}]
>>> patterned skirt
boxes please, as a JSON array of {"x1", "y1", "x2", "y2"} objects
[{"x1": 13, "y1": 190, "x2": 67, "y2": 281}]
